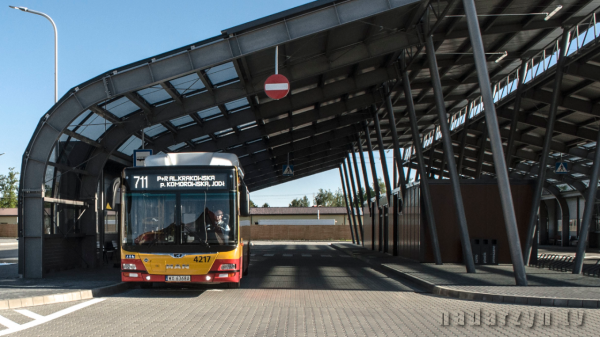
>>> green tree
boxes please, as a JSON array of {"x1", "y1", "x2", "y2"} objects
[
  {"x1": 0, "y1": 168, "x2": 19, "y2": 208},
  {"x1": 289, "y1": 195, "x2": 310, "y2": 207},
  {"x1": 262, "y1": 203, "x2": 270, "y2": 208},
  {"x1": 377, "y1": 177, "x2": 386, "y2": 195},
  {"x1": 249, "y1": 199, "x2": 257, "y2": 208},
  {"x1": 314, "y1": 188, "x2": 346, "y2": 207}
]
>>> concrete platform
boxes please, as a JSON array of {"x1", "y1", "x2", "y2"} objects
[
  {"x1": 332, "y1": 243, "x2": 600, "y2": 308},
  {"x1": 0, "y1": 266, "x2": 128, "y2": 310}
]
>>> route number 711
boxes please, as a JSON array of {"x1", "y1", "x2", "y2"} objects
[{"x1": 133, "y1": 176, "x2": 148, "y2": 188}]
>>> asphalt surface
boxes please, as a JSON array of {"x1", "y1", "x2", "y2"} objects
[{"x1": 0, "y1": 242, "x2": 599, "y2": 336}]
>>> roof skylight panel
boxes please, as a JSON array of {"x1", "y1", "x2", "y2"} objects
[
  {"x1": 169, "y1": 73, "x2": 206, "y2": 95},
  {"x1": 144, "y1": 124, "x2": 168, "y2": 137},
  {"x1": 137, "y1": 86, "x2": 172, "y2": 104},
  {"x1": 104, "y1": 97, "x2": 141, "y2": 118},
  {"x1": 168, "y1": 142, "x2": 187, "y2": 151},
  {"x1": 74, "y1": 113, "x2": 113, "y2": 141},
  {"x1": 117, "y1": 136, "x2": 142, "y2": 156},
  {"x1": 197, "y1": 107, "x2": 222, "y2": 120},
  {"x1": 205, "y1": 62, "x2": 238, "y2": 85},
  {"x1": 170, "y1": 115, "x2": 195, "y2": 127}
]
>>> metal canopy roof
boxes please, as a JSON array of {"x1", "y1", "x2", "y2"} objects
[{"x1": 22, "y1": 0, "x2": 600, "y2": 202}]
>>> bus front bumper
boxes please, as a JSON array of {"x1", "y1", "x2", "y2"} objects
[{"x1": 121, "y1": 271, "x2": 240, "y2": 283}]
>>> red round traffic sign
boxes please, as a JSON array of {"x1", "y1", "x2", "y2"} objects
[{"x1": 264, "y1": 74, "x2": 290, "y2": 100}]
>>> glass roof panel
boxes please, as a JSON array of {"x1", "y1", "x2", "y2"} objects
[
  {"x1": 238, "y1": 121, "x2": 257, "y2": 131},
  {"x1": 215, "y1": 128, "x2": 234, "y2": 137},
  {"x1": 117, "y1": 135, "x2": 142, "y2": 156},
  {"x1": 74, "y1": 113, "x2": 113, "y2": 141},
  {"x1": 225, "y1": 98, "x2": 249, "y2": 112},
  {"x1": 197, "y1": 107, "x2": 221, "y2": 120},
  {"x1": 205, "y1": 62, "x2": 237, "y2": 85},
  {"x1": 144, "y1": 124, "x2": 168, "y2": 137},
  {"x1": 67, "y1": 110, "x2": 92, "y2": 131},
  {"x1": 169, "y1": 73, "x2": 205, "y2": 95},
  {"x1": 137, "y1": 86, "x2": 172, "y2": 104},
  {"x1": 105, "y1": 97, "x2": 140, "y2": 118},
  {"x1": 168, "y1": 142, "x2": 187, "y2": 151},
  {"x1": 170, "y1": 115, "x2": 195, "y2": 127},
  {"x1": 192, "y1": 135, "x2": 211, "y2": 143}
]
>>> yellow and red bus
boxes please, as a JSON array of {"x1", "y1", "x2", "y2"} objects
[{"x1": 120, "y1": 152, "x2": 250, "y2": 288}]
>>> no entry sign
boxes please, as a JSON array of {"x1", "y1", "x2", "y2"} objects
[{"x1": 264, "y1": 74, "x2": 290, "y2": 100}]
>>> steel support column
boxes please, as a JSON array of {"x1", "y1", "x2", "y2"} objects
[
  {"x1": 573, "y1": 131, "x2": 600, "y2": 274},
  {"x1": 505, "y1": 61, "x2": 527, "y2": 168},
  {"x1": 339, "y1": 166, "x2": 356, "y2": 244},
  {"x1": 384, "y1": 83, "x2": 407, "y2": 197},
  {"x1": 351, "y1": 146, "x2": 366, "y2": 244},
  {"x1": 372, "y1": 106, "x2": 392, "y2": 253},
  {"x1": 401, "y1": 59, "x2": 442, "y2": 264},
  {"x1": 372, "y1": 106, "x2": 392, "y2": 202},
  {"x1": 457, "y1": 105, "x2": 471, "y2": 176},
  {"x1": 343, "y1": 161, "x2": 361, "y2": 245},
  {"x1": 462, "y1": 0, "x2": 527, "y2": 285},
  {"x1": 364, "y1": 123, "x2": 381, "y2": 203},
  {"x1": 364, "y1": 122, "x2": 380, "y2": 251},
  {"x1": 475, "y1": 123, "x2": 487, "y2": 179},
  {"x1": 425, "y1": 17, "x2": 475, "y2": 273},
  {"x1": 357, "y1": 138, "x2": 373, "y2": 209},
  {"x1": 524, "y1": 29, "x2": 571, "y2": 266},
  {"x1": 346, "y1": 156, "x2": 364, "y2": 245}
]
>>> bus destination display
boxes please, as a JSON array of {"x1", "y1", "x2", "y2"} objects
[{"x1": 126, "y1": 172, "x2": 229, "y2": 190}]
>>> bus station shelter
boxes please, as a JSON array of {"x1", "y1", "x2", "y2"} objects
[{"x1": 18, "y1": 0, "x2": 600, "y2": 286}]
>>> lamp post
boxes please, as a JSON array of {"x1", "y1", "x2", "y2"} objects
[{"x1": 9, "y1": 6, "x2": 58, "y2": 103}]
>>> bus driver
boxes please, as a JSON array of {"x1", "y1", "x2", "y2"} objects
[{"x1": 214, "y1": 209, "x2": 230, "y2": 232}]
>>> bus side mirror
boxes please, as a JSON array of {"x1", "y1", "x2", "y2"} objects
[{"x1": 240, "y1": 180, "x2": 250, "y2": 217}]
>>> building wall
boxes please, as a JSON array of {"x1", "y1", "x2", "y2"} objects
[
  {"x1": 240, "y1": 225, "x2": 352, "y2": 241},
  {"x1": 240, "y1": 213, "x2": 353, "y2": 226},
  {"x1": 422, "y1": 180, "x2": 534, "y2": 264},
  {"x1": 0, "y1": 224, "x2": 17, "y2": 237},
  {"x1": 0, "y1": 216, "x2": 17, "y2": 225}
]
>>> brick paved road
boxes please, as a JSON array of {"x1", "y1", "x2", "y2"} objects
[{"x1": 1, "y1": 243, "x2": 599, "y2": 336}]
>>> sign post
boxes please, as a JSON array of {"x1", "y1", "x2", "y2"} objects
[{"x1": 264, "y1": 46, "x2": 290, "y2": 100}]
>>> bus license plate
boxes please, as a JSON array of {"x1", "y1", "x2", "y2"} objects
[{"x1": 166, "y1": 276, "x2": 190, "y2": 282}]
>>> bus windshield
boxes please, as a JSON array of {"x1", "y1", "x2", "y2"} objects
[{"x1": 124, "y1": 191, "x2": 236, "y2": 247}]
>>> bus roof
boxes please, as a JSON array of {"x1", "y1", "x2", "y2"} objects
[{"x1": 144, "y1": 153, "x2": 243, "y2": 177}]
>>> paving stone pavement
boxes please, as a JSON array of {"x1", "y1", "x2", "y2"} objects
[
  {"x1": 0, "y1": 243, "x2": 598, "y2": 336},
  {"x1": 333, "y1": 243, "x2": 600, "y2": 301},
  {"x1": 0, "y1": 266, "x2": 121, "y2": 301}
]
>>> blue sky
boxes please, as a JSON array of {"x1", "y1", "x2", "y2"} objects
[{"x1": 0, "y1": 0, "x2": 404, "y2": 207}]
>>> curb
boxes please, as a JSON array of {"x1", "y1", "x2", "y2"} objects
[
  {"x1": 380, "y1": 265, "x2": 600, "y2": 309},
  {"x1": 0, "y1": 282, "x2": 133, "y2": 310},
  {"x1": 331, "y1": 244, "x2": 600, "y2": 309}
]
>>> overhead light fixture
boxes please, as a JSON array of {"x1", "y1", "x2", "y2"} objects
[
  {"x1": 545, "y1": 5, "x2": 563, "y2": 21},
  {"x1": 495, "y1": 51, "x2": 508, "y2": 63}
]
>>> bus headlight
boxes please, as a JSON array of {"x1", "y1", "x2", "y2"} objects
[
  {"x1": 219, "y1": 264, "x2": 236, "y2": 270},
  {"x1": 122, "y1": 263, "x2": 137, "y2": 270}
]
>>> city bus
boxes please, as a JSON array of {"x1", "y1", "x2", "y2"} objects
[{"x1": 120, "y1": 152, "x2": 250, "y2": 288}]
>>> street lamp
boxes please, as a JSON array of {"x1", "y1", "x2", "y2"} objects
[{"x1": 9, "y1": 6, "x2": 58, "y2": 103}]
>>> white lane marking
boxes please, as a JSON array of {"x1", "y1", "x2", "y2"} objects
[
  {"x1": 302, "y1": 254, "x2": 311, "y2": 257},
  {"x1": 0, "y1": 315, "x2": 19, "y2": 329},
  {"x1": 283, "y1": 254, "x2": 293, "y2": 257},
  {"x1": 14, "y1": 310, "x2": 44, "y2": 320},
  {"x1": 264, "y1": 254, "x2": 274, "y2": 257},
  {"x1": 265, "y1": 83, "x2": 289, "y2": 90},
  {"x1": 0, "y1": 298, "x2": 105, "y2": 336}
]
